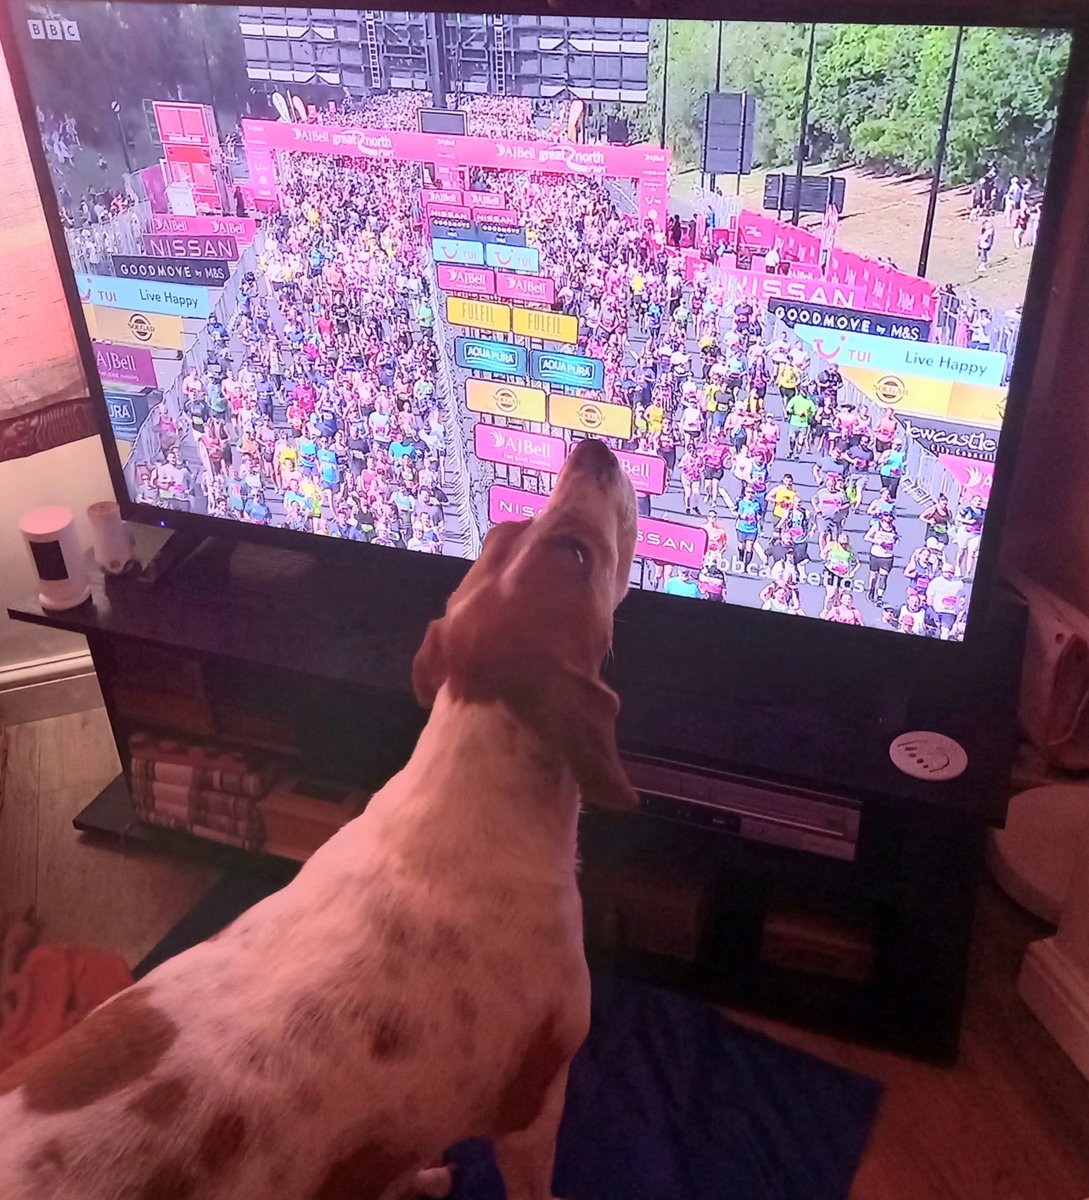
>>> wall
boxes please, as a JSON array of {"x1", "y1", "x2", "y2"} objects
[
  {"x1": 0, "y1": 437, "x2": 112, "y2": 674},
  {"x1": 1003, "y1": 90, "x2": 1089, "y2": 616}
]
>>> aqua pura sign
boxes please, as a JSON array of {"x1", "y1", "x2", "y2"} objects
[
  {"x1": 530, "y1": 349, "x2": 605, "y2": 391},
  {"x1": 454, "y1": 337, "x2": 528, "y2": 376}
]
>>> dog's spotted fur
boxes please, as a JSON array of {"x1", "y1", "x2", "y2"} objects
[{"x1": 0, "y1": 439, "x2": 638, "y2": 1200}]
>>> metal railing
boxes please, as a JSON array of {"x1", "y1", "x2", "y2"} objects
[
  {"x1": 769, "y1": 315, "x2": 965, "y2": 512},
  {"x1": 426, "y1": 257, "x2": 483, "y2": 560},
  {"x1": 125, "y1": 238, "x2": 263, "y2": 487},
  {"x1": 65, "y1": 200, "x2": 152, "y2": 274}
]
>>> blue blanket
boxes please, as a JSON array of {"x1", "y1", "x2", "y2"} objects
[
  {"x1": 448, "y1": 972, "x2": 880, "y2": 1200},
  {"x1": 137, "y1": 874, "x2": 880, "y2": 1200}
]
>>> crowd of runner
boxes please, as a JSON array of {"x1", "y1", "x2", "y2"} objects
[{"x1": 132, "y1": 92, "x2": 989, "y2": 637}]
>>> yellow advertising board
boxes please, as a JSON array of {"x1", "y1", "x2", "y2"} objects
[
  {"x1": 90, "y1": 305, "x2": 185, "y2": 352},
  {"x1": 548, "y1": 394, "x2": 633, "y2": 439},
  {"x1": 512, "y1": 307, "x2": 579, "y2": 345},
  {"x1": 465, "y1": 377, "x2": 547, "y2": 422},
  {"x1": 81, "y1": 304, "x2": 98, "y2": 339},
  {"x1": 840, "y1": 366, "x2": 1005, "y2": 427},
  {"x1": 446, "y1": 296, "x2": 511, "y2": 334}
]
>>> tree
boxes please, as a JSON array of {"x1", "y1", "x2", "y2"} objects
[{"x1": 626, "y1": 20, "x2": 1072, "y2": 188}]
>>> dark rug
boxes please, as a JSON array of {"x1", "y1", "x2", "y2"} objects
[{"x1": 136, "y1": 873, "x2": 881, "y2": 1200}]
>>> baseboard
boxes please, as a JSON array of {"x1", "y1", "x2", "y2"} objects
[
  {"x1": 1018, "y1": 936, "x2": 1089, "y2": 1081},
  {"x1": 0, "y1": 651, "x2": 102, "y2": 724}
]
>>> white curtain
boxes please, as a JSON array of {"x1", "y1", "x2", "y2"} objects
[{"x1": 0, "y1": 46, "x2": 94, "y2": 462}]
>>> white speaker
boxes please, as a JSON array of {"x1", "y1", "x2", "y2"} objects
[
  {"x1": 18, "y1": 505, "x2": 91, "y2": 611},
  {"x1": 87, "y1": 500, "x2": 136, "y2": 575}
]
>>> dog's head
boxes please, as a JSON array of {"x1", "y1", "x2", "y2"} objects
[{"x1": 413, "y1": 438, "x2": 639, "y2": 810}]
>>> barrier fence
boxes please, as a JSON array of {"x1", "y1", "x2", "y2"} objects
[{"x1": 768, "y1": 315, "x2": 965, "y2": 513}]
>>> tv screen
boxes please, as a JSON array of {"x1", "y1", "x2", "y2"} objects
[{"x1": 4, "y1": 4, "x2": 1078, "y2": 642}]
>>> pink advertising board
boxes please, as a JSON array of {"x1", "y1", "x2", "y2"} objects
[
  {"x1": 436, "y1": 264, "x2": 496, "y2": 295},
  {"x1": 466, "y1": 190, "x2": 507, "y2": 209},
  {"x1": 425, "y1": 204, "x2": 474, "y2": 229},
  {"x1": 243, "y1": 120, "x2": 671, "y2": 231},
  {"x1": 636, "y1": 517, "x2": 708, "y2": 567},
  {"x1": 148, "y1": 213, "x2": 257, "y2": 243},
  {"x1": 615, "y1": 450, "x2": 667, "y2": 495},
  {"x1": 475, "y1": 425, "x2": 567, "y2": 474},
  {"x1": 93, "y1": 341, "x2": 158, "y2": 388},
  {"x1": 421, "y1": 187, "x2": 463, "y2": 207},
  {"x1": 939, "y1": 454, "x2": 994, "y2": 500},
  {"x1": 718, "y1": 265, "x2": 864, "y2": 309},
  {"x1": 475, "y1": 208, "x2": 523, "y2": 228},
  {"x1": 496, "y1": 271, "x2": 555, "y2": 305},
  {"x1": 488, "y1": 485, "x2": 707, "y2": 566},
  {"x1": 142, "y1": 233, "x2": 241, "y2": 261},
  {"x1": 489, "y1": 485, "x2": 549, "y2": 523}
]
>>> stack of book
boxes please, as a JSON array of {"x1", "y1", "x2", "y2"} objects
[
  {"x1": 128, "y1": 732, "x2": 369, "y2": 860},
  {"x1": 128, "y1": 732, "x2": 280, "y2": 851}
]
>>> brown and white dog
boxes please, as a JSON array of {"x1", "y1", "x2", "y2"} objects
[{"x1": 0, "y1": 437, "x2": 639, "y2": 1200}]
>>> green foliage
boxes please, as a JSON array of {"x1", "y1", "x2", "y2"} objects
[{"x1": 631, "y1": 21, "x2": 1071, "y2": 187}]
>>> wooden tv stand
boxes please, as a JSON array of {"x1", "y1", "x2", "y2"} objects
[{"x1": 8, "y1": 527, "x2": 1012, "y2": 1061}]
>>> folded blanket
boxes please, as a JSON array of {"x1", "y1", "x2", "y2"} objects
[{"x1": 0, "y1": 910, "x2": 133, "y2": 1072}]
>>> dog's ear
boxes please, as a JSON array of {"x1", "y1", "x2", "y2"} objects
[
  {"x1": 411, "y1": 522, "x2": 530, "y2": 710},
  {"x1": 412, "y1": 619, "x2": 447, "y2": 709},
  {"x1": 534, "y1": 669, "x2": 639, "y2": 812}
]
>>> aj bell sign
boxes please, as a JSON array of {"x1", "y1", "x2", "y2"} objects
[{"x1": 768, "y1": 299, "x2": 931, "y2": 342}]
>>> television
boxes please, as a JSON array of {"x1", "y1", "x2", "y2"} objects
[{"x1": 1, "y1": 1, "x2": 1085, "y2": 659}]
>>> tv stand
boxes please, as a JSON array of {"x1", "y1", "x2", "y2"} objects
[{"x1": 8, "y1": 529, "x2": 1025, "y2": 1061}]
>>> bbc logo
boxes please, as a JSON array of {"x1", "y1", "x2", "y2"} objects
[{"x1": 27, "y1": 18, "x2": 80, "y2": 40}]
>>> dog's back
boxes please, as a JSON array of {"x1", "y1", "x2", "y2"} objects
[{"x1": 0, "y1": 696, "x2": 589, "y2": 1200}]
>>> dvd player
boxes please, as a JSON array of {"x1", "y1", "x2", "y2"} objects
[{"x1": 622, "y1": 754, "x2": 861, "y2": 861}]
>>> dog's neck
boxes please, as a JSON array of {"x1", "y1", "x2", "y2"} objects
[{"x1": 364, "y1": 686, "x2": 582, "y2": 879}]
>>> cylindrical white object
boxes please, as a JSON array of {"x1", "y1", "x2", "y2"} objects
[
  {"x1": 86, "y1": 500, "x2": 135, "y2": 575},
  {"x1": 18, "y1": 505, "x2": 91, "y2": 611}
]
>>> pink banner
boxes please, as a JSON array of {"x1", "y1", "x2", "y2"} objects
[
  {"x1": 736, "y1": 211, "x2": 820, "y2": 265},
  {"x1": 93, "y1": 340, "x2": 157, "y2": 388},
  {"x1": 475, "y1": 208, "x2": 522, "y2": 227},
  {"x1": 467, "y1": 190, "x2": 507, "y2": 209},
  {"x1": 489, "y1": 485, "x2": 549, "y2": 523},
  {"x1": 939, "y1": 454, "x2": 994, "y2": 500},
  {"x1": 636, "y1": 517, "x2": 708, "y2": 567},
  {"x1": 488, "y1": 485, "x2": 706, "y2": 566},
  {"x1": 476, "y1": 425, "x2": 567, "y2": 474},
  {"x1": 615, "y1": 450, "x2": 667, "y2": 496},
  {"x1": 243, "y1": 118, "x2": 671, "y2": 232},
  {"x1": 436, "y1": 264, "x2": 496, "y2": 296},
  {"x1": 736, "y1": 210, "x2": 783, "y2": 253},
  {"x1": 886, "y1": 269, "x2": 936, "y2": 321},
  {"x1": 148, "y1": 213, "x2": 256, "y2": 243},
  {"x1": 142, "y1": 233, "x2": 240, "y2": 261},
  {"x1": 421, "y1": 187, "x2": 462, "y2": 207},
  {"x1": 787, "y1": 262, "x2": 822, "y2": 280},
  {"x1": 681, "y1": 249, "x2": 708, "y2": 284},
  {"x1": 718, "y1": 265, "x2": 864, "y2": 309},
  {"x1": 496, "y1": 271, "x2": 555, "y2": 306}
]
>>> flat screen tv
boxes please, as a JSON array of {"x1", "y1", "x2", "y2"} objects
[{"x1": 2, "y1": 0, "x2": 1086, "y2": 650}]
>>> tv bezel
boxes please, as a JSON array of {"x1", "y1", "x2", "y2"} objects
[{"x1": 3, "y1": 0, "x2": 1087, "y2": 666}]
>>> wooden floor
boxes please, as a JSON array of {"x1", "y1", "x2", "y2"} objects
[{"x1": 1, "y1": 708, "x2": 1087, "y2": 1200}]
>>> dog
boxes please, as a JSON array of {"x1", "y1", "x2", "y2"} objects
[{"x1": 0, "y1": 436, "x2": 639, "y2": 1200}]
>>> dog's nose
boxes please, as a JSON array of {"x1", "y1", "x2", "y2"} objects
[{"x1": 568, "y1": 437, "x2": 618, "y2": 476}]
